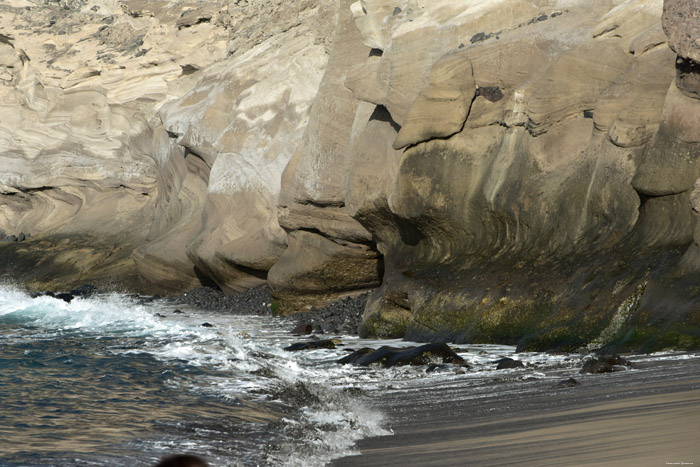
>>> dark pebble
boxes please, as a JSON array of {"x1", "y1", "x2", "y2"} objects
[
  {"x1": 201, "y1": 322, "x2": 214, "y2": 328},
  {"x1": 558, "y1": 377, "x2": 579, "y2": 387},
  {"x1": 175, "y1": 286, "x2": 272, "y2": 315},
  {"x1": 54, "y1": 292, "x2": 74, "y2": 303},
  {"x1": 580, "y1": 355, "x2": 630, "y2": 374},
  {"x1": 289, "y1": 292, "x2": 371, "y2": 336},
  {"x1": 470, "y1": 32, "x2": 486, "y2": 43},
  {"x1": 284, "y1": 339, "x2": 339, "y2": 351},
  {"x1": 494, "y1": 357, "x2": 525, "y2": 370},
  {"x1": 291, "y1": 323, "x2": 313, "y2": 335}
]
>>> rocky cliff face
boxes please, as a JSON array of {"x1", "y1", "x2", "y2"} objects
[
  {"x1": 1, "y1": 0, "x2": 699, "y2": 351},
  {"x1": 0, "y1": 0, "x2": 334, "y2": 291}
]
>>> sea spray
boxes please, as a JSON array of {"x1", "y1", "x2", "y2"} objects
[{"x1": 0, "y1": 284, "x2": 584, "y2": 466}]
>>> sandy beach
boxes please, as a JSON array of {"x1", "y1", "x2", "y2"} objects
[{"x1": 333, "y1": 354, "x2": 700, "y2": 467}]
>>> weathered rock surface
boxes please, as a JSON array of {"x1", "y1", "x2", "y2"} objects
[
  {"x1": 272, "y1": 0, "x2": 700, "y2": 352},
  {"x1": 495, "y1": 357, "x2": 525, "y2": 370},
  {"x1": 0, "y1": 0, "x2": 334, "y2": 292},
  {"x1": 337, "y1": 342, "x2": 466, "y2": 367},
  {"x1": 2, "y1": 0, "x2": 700, "y2": 352},
  {"x1": 579, "y1": 355, "x2": 631, "y2": 374}
]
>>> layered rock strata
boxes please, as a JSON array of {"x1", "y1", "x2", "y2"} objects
[
  {"x1": 1, "y1": 0, "x2": 700, "y2": 351},
  {"x1": 272, "y1": 0, "x2": 700, "y2": 351},
  {"x1": 0, "y1": 0, "x2": 334, "y2": 292}
]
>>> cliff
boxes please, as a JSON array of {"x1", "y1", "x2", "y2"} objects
[{"x1": 1, "y1": 0, "x2": 699, "y2": 351}]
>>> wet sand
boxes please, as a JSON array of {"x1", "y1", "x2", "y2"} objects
[{"x1": 333, "y1": 354, "x2": 700, "y2": 467}]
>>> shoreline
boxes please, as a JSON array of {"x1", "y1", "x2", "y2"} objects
[{"x1": 332, "y1": 353, "x2": 700, "y2": 467}]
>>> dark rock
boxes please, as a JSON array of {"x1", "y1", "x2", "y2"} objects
[
  {"x1": 17, "y1": 232, "x2": 25, "y2": 242},
  {"x1": 477, "y1": 86, "x2": 503, "y2": 102},
  {"x1": 494, "y1": 357, "x2": 525, "y2": 369},
  {"x1": 7, "y1": 235, "x2": 17, "y2": 242},
  {"x1": 201, "y1": 322, "x2": 214, "y2": 328},
  {"x1": 154, "y1": 454, "x2": 208, "y2": 467},
  {"x1": 551, "y1": 11, "x2": 562, "y2": 18},
  {"x1": 338, "y1": 343, "x2": 466, "y2": 367},
  {"x1": 172, "y1": 309, "x2": 183, "y2": 314},
  {"x1": 426, "y1": 363, "x2": 462, "y2": 373},
  {"x1": 583, "y1": 109, "x2": 594, "y2": 118},
  {"x1": 289, "y1": 292, "x2": 370, "y2": 336},
  {"x1": 176, "y1": 286, "x2": 273, "y2": 315},
  {"x1": 69, "y1": 284, "x2": 97, "y2": 298},
  {"x1": 470, "y1": 32, "x2": 486, "y2": 43},
  {"x1": 291, "y1": 323, "x2": 313, "y2": 335},
  {"x1": 579, "y1": 354, "x2": 630, "y2": 374},
  {"x1": 392, "y1": 7, "x2": 401, "y2": 15},
  {"x1": 284, "y1": 339, "x2": 339, "y2": 351},
  {"x1": 537, "y1": 14, "x2": 548, "y2": 21},
  {"x1": 675, "y1": 57, "x2": 700, "y2": 98},
  {"x1": 155, "y1": 313, "x2": 166, "y2": 318},
  {"x1": 54, "y1": 292, "x2": 74, "y2": 303},
  {"x1": 557, "y1": 377, "x2": 579, "y2": 387}
]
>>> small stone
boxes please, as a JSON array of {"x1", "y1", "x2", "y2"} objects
[
  {"x1": 284, "y1": 339, "x2": 338, "y2": 351},
  {"x1": 291, "y1": 323, "x2": 313, "y2": 335},
  {"x1": 558, "y1": 377, "x2": 579, "y2": 387},
  {"x1": 201, "y1": 322, "x2": 214, "y2": 328},
  {"x1": 495, "y1": 357, "x2": 525, "y2": 369},
  {"x1": 470, "y1": 32, "x2": 486, "y2": 43},
  {"x1": 54, "y1": 292, "x2": 74, "y2": 303},
  {"x1": 579, "y1": 355, "x2": 630, "y2": 374}
]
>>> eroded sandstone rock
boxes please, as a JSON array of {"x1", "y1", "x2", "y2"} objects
[
  {"x1": 2, "y1": 0, "x2": 700, "y2": 353},
  {"x1": 0, "y1": 0, "x2": 334, "y2": 293},
  {"x1": 274, "y1": 0, "x2": 700, "y2": 351}
]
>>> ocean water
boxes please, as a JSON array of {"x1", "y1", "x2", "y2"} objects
[{"x1": 0, "y1": 284, "x2": 584, "y2": 466}]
